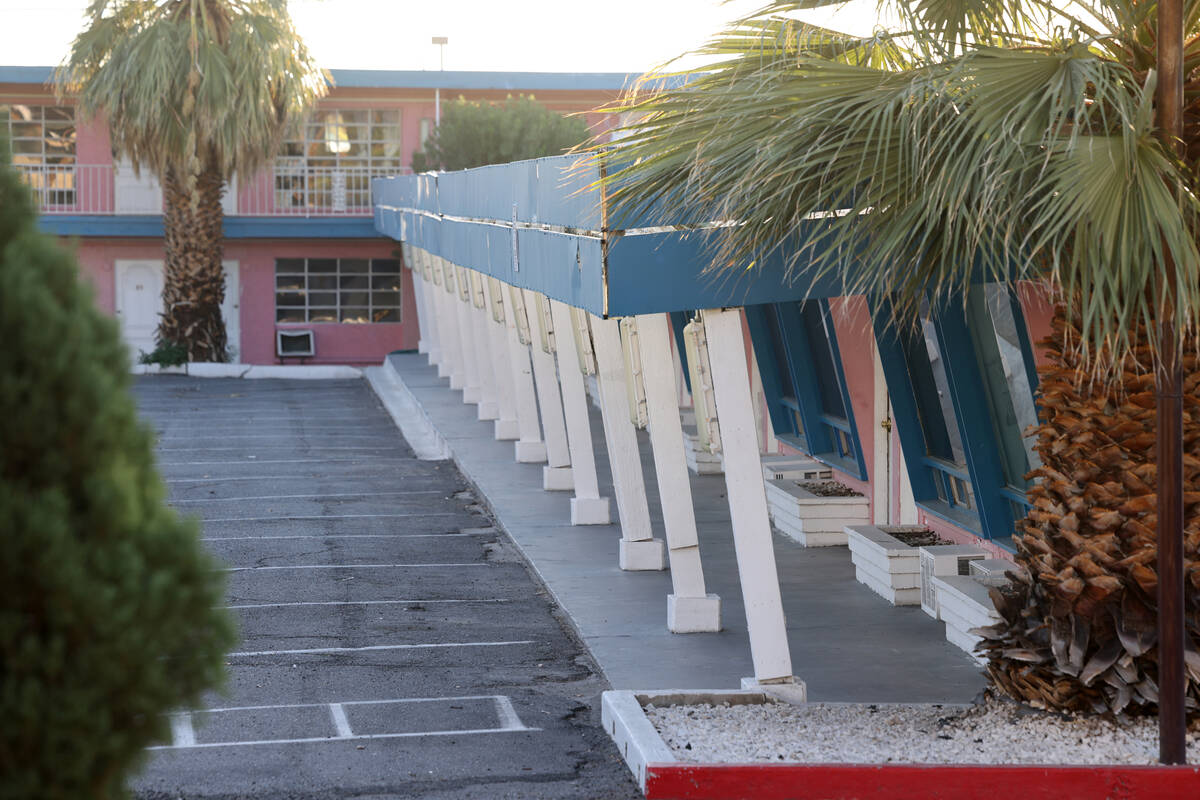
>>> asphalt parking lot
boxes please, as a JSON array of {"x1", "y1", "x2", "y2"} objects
[{"x1": 131, "y1": 376, "x2": 639, "y2": 800}]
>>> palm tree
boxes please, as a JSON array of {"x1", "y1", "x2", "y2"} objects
[
  {"x1": 600, "y1": 1, "x2": 1200, "y2": 729},
  {"x1": 57, "y1": 0, "x2": 327, "y2": 361}
]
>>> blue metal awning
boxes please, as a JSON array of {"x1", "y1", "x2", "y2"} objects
[{"x1": 372, "y1": 155, "x2": 843, "y2": 317}]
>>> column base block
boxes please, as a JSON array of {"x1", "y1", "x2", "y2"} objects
[
  {"x1": 542, "y1": 466, "x2": 574, "y2": 491},
  {"x1": 570, "y1": 496, "x2": 611, "y2": 525},
  {"x1": 619, "y1": 537, "x2": 667, "y2": 571},
  {"x1": 740, "y1": 675, "x2": 807, "y2": 704},
  {"x1": 449, "y1": 374, "x2": 465, "y2": 390},
  {"x1": 463, "y1": 385, "x2": 482, "y2": 404},
  {"x1": 667, "y1": 594, "x2": 722, "y2": 633},
  {"x1": 514, "y1": 440, "x2": 547, "y2": 463},
  {"x1": 494, "y1": 418, "x2": 520, "y2": 440},
  {"x1": 418, "y1": 341, "x2": 429, "y2": 354},
  {"x1": 477, "y1": 401, "x2": 499, "y2": 421},
  {"x1": 436, "y1": 363, "x2": 451, "y2": 378}
]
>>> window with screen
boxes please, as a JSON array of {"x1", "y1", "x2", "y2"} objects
[
  {"x1": 1, "y1": 104, "x2": 77, "y2": 205},
  {"x1": 275, "y1": 109, "x2": 402, "y2": 210}
]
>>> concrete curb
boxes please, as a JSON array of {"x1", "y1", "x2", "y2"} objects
[
  {"x1": 365, "y1": 364, "x2": 451, "y2": 461},
  {"x1": 132, "y1": 363, "x2": 363, "y2": 379}
]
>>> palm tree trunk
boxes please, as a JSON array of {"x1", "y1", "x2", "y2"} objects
[
  {"x1": 159, "y1": 153, "x2": 227, "y2": 363},
  {"x1": 978, "y1": 304, "x2": 1200, "y2": 717}
]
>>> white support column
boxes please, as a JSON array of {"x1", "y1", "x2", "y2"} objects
[
  {"x1": 503, "y1": 290, "x2": 547, "y2": 463},
  {"x1": 523, "y1": 289, "x2": 573, "y2": 490},
  {"x1": 484, "y1": 279, "x2": 520, "y2": 441},
  {"x1": 470, "y1": 298, "x2": 500, "y2": 421},
  {"x1": 702, "y1": 308, "x2": 798, "y2": 689},
  {"x1": 408, "y1": 258, "x2": 431, "y2": 356},
  {"x1": 637, "y1": 314, "x2": 720, "y2": 631},
  {"x1": 416, "y1": 251, "x2": 443, "y2": 367},
  {"x1": 428, "y1": 259, "x2": 457, "y2": 380},
  {"x1": 452, "y1": 281, "x2": 483, "y2": 405},
  {"x1": 438, "y1": 259, "x2": 465, "y2": 391},
  {"x1": 548, "y1": 299, "x2": 610, "y2": 525},
  {"x1": 590, "y1": 313, "x2": 665, "y2": 571}
]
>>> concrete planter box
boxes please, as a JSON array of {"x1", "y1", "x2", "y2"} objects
[
  {"x1": 931, "y1": 575, "x2": 1002, "y2": 663},
  {"x1": 844, "y1": 525, "x2": 933, "y2": 605},
  {"x1": 766, "y1": 480, "x2": 869, "y2": 547}
]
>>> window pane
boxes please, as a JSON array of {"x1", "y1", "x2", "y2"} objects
[
  {"x1": 903, "y1": 310, "x2": 967, "y2": 469},
  {"x1": 309, "y1": 292, "x2": 337, "y2": 306},
  {"x1": 308, "y1": 258, "x2": 337, "y2": 273},
  {"x1": 372, "y1": 274, "x2": 401, "y2": 291},
  {"x1": 276, "y1": 275, "x2": 304, "y2": 291},
  {"x1": 339, "y1": 275, "x2": 368, "y2": 291},
  {"x1": 764, "y1": 306, "x2": 795, "y2": 394},
  {"x1": 310, "y1": 309, "x2": 337, "y2": 322},
  {"x1": 973, "y1": 284, "x2": 1042, "y2": 485},
  {"x1": 371, "y1": 258, "x2": 400, "y2": 273},
  {"x1": 277, "y1": 308, "x2": 305, "y2": 323},
  {"x1": 342, "y1": 258, "x2": 369, "y2": 273},
  {"x1": 340, "y1": 307, "x2": 370, "y2": 323},
  {"x1": 309, "y1": 275, "x2": 337, "y2": 290},
  {"x1": 276, "y1": 291, "x2": 306, "y2": 307},
  {"x1": 801, "y1": 302, "x2": 847, "y2": 419},
  {"x1": 373, "y1": 308, "x2": 398, "y2": 322},
  {"x1": 276, "y1": 258, "x2": 305, "y2": 274},
  {"x1": 372, "y1": 291, "x2": 400, "y2": 307},
  {"x1": 342, "y1": 291, "x2": 369, "y2": 307}
]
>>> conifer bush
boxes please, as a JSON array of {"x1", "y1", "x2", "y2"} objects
[{"x1": 0, "y1": 148, "x2": 235, "y2": 798}]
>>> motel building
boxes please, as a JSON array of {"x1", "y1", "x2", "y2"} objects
[
  {"x1": 8, "y1": 61, "x2": 1072, "y2": 786},
  {"x1": 0, "y1": 65, "x2": 627, "y2": 365}
]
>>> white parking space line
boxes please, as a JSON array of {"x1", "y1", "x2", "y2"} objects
[
  {"x1": 158, "y1": 435, "x2": 393, "y2": 442},
  {"x1": 170, "y1": 712, "x2": 196, "y2": 747},
  {"x1": 493, "y1": 696, "x2": 526, "y2": 731},
  {"x1": 329, "y1": 704, "x2": 353, "y2": 738},
  {"x1": 228, "y1": 641, "x2": 535, "y2": 657},
  {"x1": 189, "y1": 694, "x2": 520, "y2": 713},
  {"x1": 223, "y1": 563, "x2": 488, "y2": 572},
  {"x1": 148, "y1": 726, "x2": 540, "y2": 750},
  {"x1": 156, "y1": 446, "x2": 402, "y2": 452},
  {"x1": 173, "y1": 490, "x2": 444, "y2": 503},
  {"x1": 201, "y1": 513, "x2": 461, "y2": 523},
  {"x1": 226, "y1": 599, "x2": 513, "y2": 610},
  {"x1": 203, "y1": 532, "x2": 484, "y2": 542},
  {"x1": 159, "y1": 459, "x2": 411, "y2": 467},
  {"x1": 170, "y1": 475, "x2": 342, "y2": 484}
]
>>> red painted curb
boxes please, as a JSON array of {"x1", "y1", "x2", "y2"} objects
[{"x1": 644, "y1": 762, "x2": 1200, "y2": 800}]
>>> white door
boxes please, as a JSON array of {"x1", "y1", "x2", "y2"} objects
[{"x1": 115, "y1": 260, "x2": 240, "y2": 362}]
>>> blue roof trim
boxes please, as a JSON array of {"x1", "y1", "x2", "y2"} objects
[
  {"x1": 1, "y1": 66, "x2": 647, "y2": 92},
  {"x1": 37, "y1": 215, "x2": 381, "y2": 239}
]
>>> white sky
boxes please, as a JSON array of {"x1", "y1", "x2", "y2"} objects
[{"x1": 0, "y1": 0, "x2": 885, "y2": 73}]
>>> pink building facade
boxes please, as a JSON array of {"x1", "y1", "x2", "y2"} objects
[{"x1": 1, "y1": 66, "x2": 628, "y2": 365}]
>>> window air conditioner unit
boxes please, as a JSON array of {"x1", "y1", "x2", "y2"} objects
[
  {"x1": 620, "y1": 317, "x2": 648, "y2": 429},
  {"x1": 919, "y1": 545, "x2": 989, "y2": 619},
  {"x1": 277, "y1": 329, "x2": 315, "y2": 357},
  {"x1": 683, "y1": 316, "x2": 721, "y2": 454},
  {"x1": 760, "y1": 455, "x2": 833, "y2": 482},
  {"x1": 570, "y1": 307, "x2": 597, "y2": 376}
]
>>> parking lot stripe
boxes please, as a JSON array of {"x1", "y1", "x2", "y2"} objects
[
  {"x1": 159, "y1": 458, "x2": 412, "y2": 466},
  {"x1": 225, "y1": 599, "x2": 513, "y2": 610},
  {"x1": 493, "y1": 696, "x2": 526, "y2": 731},
  {"x1": 223, "y1": 563, "x2": 488, "y2": 572},
  {"x1": 329, "y1": 704, "x2": 353, "y2": 738},
  {"x1": 203, "y1": 532, "x2": 484, "y2": 541},
  {"x1": 201, "y1": 513, "x2": 461, "y2": 523},
  {"x1": 156, "y1": 446, "x2": 402, "y2": 452},
  {"x1": 228, "y1": 641, "x2": 534, "y2": 657},
  {"x1": 147, "y1": 726, "x2": 540, "y2": 750},
  {"x1": 173, "y1": 490, "x2": 444, "y2": 503},
  {"x1": 169, "y1": 712, "x2": 196, "y2": 747}
]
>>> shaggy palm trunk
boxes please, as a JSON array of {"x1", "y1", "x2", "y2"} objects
[
  {"x1": 977, "y1": 306, "x2": 1200, "y2": 716},
  {"x1": 159, "y1": 155, "x2": 227, "y2": 362}
]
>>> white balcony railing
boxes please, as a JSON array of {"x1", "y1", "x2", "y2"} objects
[{"x1": 15, "y1": 163, "x2": 411, "y2": 217}]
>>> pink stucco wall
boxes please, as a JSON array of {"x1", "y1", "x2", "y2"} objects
[{"x1": 73, "y1": 237, "x2": 417, "y2": 365}]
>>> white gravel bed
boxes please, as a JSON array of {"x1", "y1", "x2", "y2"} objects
[{"x1": 646, "y1": 698, "x2": 1200, "y2": 765}]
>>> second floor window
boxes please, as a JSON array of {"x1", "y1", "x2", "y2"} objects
[
  {"x1": 275, "y1": 109, "x2": 403, "y2": 211},
  {"x1": 2, "y1": 104, "x2": 76, "y2": 205}
]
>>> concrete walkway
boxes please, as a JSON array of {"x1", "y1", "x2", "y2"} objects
[{"x1": 382, "y1": 352, "x2": 987, "y2": 703}]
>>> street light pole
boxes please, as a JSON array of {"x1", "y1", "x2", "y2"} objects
[
  {"x1": 432, "y1": 36, "x2": 448, "y2": 126},
  {"x1": 1154, "y1": 0, "x2": 1187, "y2": 767}
]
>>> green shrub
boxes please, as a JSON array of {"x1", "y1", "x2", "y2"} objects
[
  {"x1": 411, "y1": 94, "x2": 590, "y2": 171},
  {"x1": 137, "y1": 338, "x2": 188, "y2": 367},
  {"x1": 0, "y1": 146, "x2": 236, "y2": 798}
]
